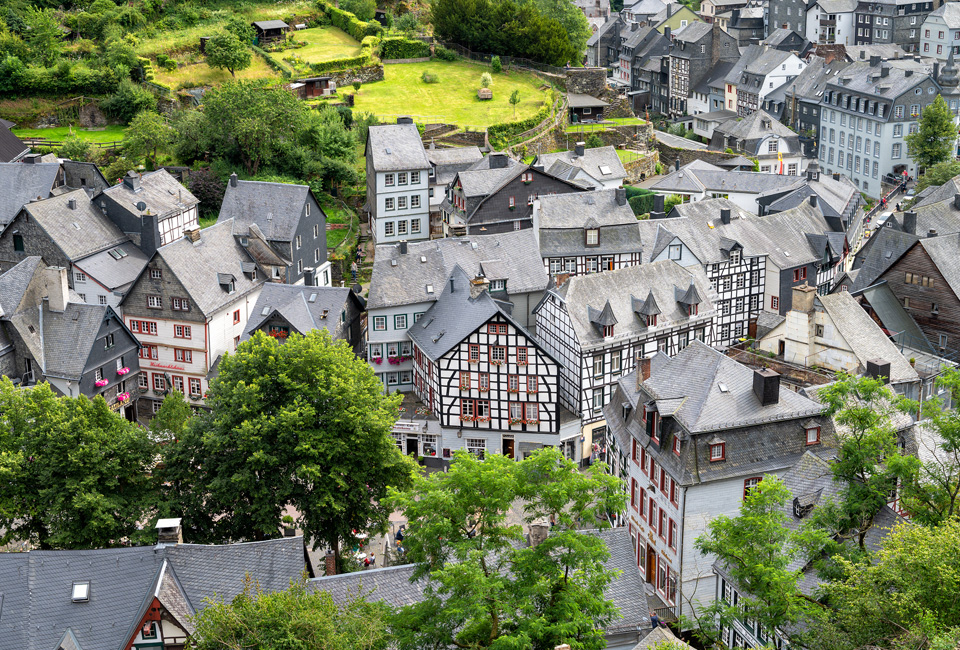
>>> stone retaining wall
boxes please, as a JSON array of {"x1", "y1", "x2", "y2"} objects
[
  {"x1": 655, "y1": 139, "x2": 750, "y2": 170},
  {"x1": 565, "y1": 67, "x2": 607, "y2": 96},
  {"x1": 329, "y1": 64, "x2": 384, "y2": 86}
]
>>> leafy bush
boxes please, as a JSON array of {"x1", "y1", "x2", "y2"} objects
[
  {"x1": 307, "y1": 53, "x2": 371, "y2": 74},
  {"x1": 487, "y1": 102, "x2": 550, "y2": 149},
  {"x1": 378, "y1": 37, "x2": 429, "y2": 60},
  {"x1": 421, "y1": 70, "x2": 439, "y2": 83},
  {"x1": 58, "y1": 135, "x2": 91, "y2": 162},
  {"x1": 491, "y1": 55, "x2": 502, "y2": 73},
  {"x1": 585, "y1": 133, "x2": 603, "y2": 148},
  {"x1": 339, "y1": 0, "x2": 377, "y2": 21},
  {"x1": 102, "y1": 80, "x2": 157, "y2": 124},
  {"x1": 480, "y1": 72, "x2": 492, "y2": 88},
  {"x1": 627, "y1": 191, "x2": 655, "y2": 216},
  {"x1": 395, "y1": 11, "x2": 421, "y2": 33},
  {"x1": 320, "y1": 1, "x2": 382, "y2": 42},
  {"x1": 433, "y1": 46, "x2": 457, "y2": 61},
  {"x1": 188, "y1": 168, "x2": 227, "y2": 219}
]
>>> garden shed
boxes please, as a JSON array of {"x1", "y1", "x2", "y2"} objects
[
  {"x1": 293, "y1": 77, "x2": 337, "y2": 99},
  {"x1": 567, "y1": 92, "x2": 608, "y2": 123},
  {"x1": 252, "y1": 20, "x2": 289, "y2": 45}
]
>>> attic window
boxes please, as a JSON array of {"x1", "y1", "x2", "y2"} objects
[
  {"x1": 261, "y1": 307, "x2": 270, "y2": 316},
  {"x1": 72, "y1": 223, "x2": 81, "y2": 230},
  {"x1": 710, "y1": 443, "x2": 725, "y2": 461},
  {"x1": 599, "y1": 165, "x2": 612, "y2": 175},
  {"x1": 432, "y1": 330, "x2": 445, "y2": 343},
  {"x1": 239, "y1": 236, "x2": 248, "y2": 246},
  {"x1": 794, "y1": 497, "x2": 814, "y2": 519},
  {"x1": 308, "y1": 293, "x2": 318, "y2": 303},
  {"x1": 72, "y1": 582, "x2": 90, "y2": 602},
  {"x1": 585, "y1": 229, "x2": 599, "y2": 246},
  {"x1": 806, "y1": 425, "x2": 821, "y2": 445}
]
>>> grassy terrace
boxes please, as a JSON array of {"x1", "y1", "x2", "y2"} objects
[
  {"x1": 353, "y1": 60, "x2": 549, "y2": 126},
  {"x1": 296, "y1": 26, "x2": 362, "y2": 62},
  {"x1": 152, "y1": 55, "x2": 281, "y2": 89},
  {"x1": 12, "y1": 125, "x2": 127, "y2": 143},
  {"x1": 564, "y1": 117, "x2": 645, "y2": 134}
]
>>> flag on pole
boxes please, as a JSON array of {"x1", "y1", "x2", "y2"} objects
[{"x1": 778, "y1": 151, "x2": 783, "y2": 175}]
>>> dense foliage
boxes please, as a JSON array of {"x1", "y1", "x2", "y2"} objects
[{"x1": 907, "y1": 94, "x2": 958, "y2": 171}]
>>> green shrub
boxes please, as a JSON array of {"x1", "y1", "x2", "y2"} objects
[
  {"x1": 420, "y1": 70, "x2": 439, "y2": 83},
  {"x1": 320, "y1": 1, "x2": 382, "y2": 42},
  {"x1": 628, "y1": 193, "x2": 654, "y2": 216},
  {"x1": 379, "y1": 37, "x2": 429, "y2": 60},
  {"x1": 434, "y1": 45, "x2": 457, "y2": 61},
  {"x1": 307, "y1": 53, "x2": 370, "y2": 74},
  {"x1": 488, "y1": 102, "x2": 550, "y2": 149},
  {"x1": 491, "y1": 55, "x2": 502, "y2": 73},
  {"x1": 585, "y1": 133, "x2": 603, "y2": 148},
  {"x1": 480, "y1": 72, "x2": 492, "y2": 88}
]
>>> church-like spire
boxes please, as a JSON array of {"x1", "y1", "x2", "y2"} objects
[{"x1": 941, "y1": 48, "x2": 960, "y2": 88}]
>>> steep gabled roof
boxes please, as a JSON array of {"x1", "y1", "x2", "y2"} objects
[
  {"x1": 101, "y1": 169, "x2": 199, "y2": 220},
  {"x1": 23, "y1": 189, "x2": 130, "y2": 261},
  {"x1": 243, "y1": 284, "x2": 363, "y2": 338},
  {"x1": 367, "y1": 123, "x2": 430, "y2": 171},
  {"x1": 0, "y1": 123, "x2": 28, "y2": 163},
  {"x1": 218, "y1": 178, "x2": 316, "y2": 243},
  {"x1": 534, "y1": 146, "x2": 627, "y2": 187},
  {"x1": 0, "y1": 161, "x2": 61, "y2": 226}
]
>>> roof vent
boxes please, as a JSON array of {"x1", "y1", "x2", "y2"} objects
[
  {"x1": 391, "y1": 259, "x2": 398, "y2": 267},
  {"x1": 420, "y1": 256, "x2": 427, "y2": 263},
  {"x1": 321, "y1": 309, "x2": 329, "y2": 318},
  {"x1": 72, "y1": 222, "x2": 80, "y2": 230},
  {"x1": 718, "y1": 382, "x2": 729, "y2": 393},
  {"x1": 426, "y1": 284, "x2": 434, "y2": 294},
  {"x1": 432, "y1": 330, "x2": 445, "y2": 343},
  {"x1": 71, "y1": 582, "x2": 90, "y2": 603}
]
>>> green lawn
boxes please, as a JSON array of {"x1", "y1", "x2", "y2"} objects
[
  {"x1": 353, "y1": 60, "x2": 550, "y2": 127},
  {"x1": 296, "y1": 26, "x2": 362, "y2": 62},
  {"x1": 153, "y1": 55, "x2": 281, "y2": 90},
  {"x1": 565, "y1": 117, "x2": 645, "y2": 134},
  {"x1": 12, "y1": 125, "x2": 127, "y2": 143}
]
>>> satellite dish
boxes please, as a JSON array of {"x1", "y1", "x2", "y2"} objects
[{"x1": 136, "y1": 201, "x2": 147, "y2": 212}]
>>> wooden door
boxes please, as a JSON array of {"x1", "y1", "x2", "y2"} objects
[
  {"x1": 645, "y1": 546, "x2": 656, "y2": 583},
  {"x1": 778, "y1": 339, "x2": 785, "y2": 357},
  {"x1": 504, "y1": 439, "x2": 515, "y2": 459}
]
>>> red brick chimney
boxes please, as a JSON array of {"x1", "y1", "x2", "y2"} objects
[{"x1": 636, "y1": 357, "x2": 651, "y2": 389}]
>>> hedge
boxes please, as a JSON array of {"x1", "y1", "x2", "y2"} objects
[
  {"x1": 378, "y1": 37, "x2": 430, "y2": 60},
  {"x1": 487, "y1": 102, "x2": 551, "y2": 149},
  {"x1": 628, "y1": 193, "x2": 655, "y2": 217},
  {"x1": 318, "y1": 1, "x2": 382, "y2": 42},
  {"x1": 308, "y1": 53, "x2": 371, "y2": 74},
  {"x1": 252, "y1": 45, "x2": 292, "y2": 78},
  {"x1": 0, "y1": 59, "x2": 119, "y2": 97}
]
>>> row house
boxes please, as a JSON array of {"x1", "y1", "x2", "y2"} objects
[
  {"x1": 716, "y1": 5, "x2": 766, "y2": 46},
  {"x1": 217, "y1": 174, "x2": 331, "y2": 286},
  {"x1": 669, "y1": 23, "x2": 739, "y2": 116},
  {"x1": 722, "y1": 44, "x2": 805, "y2": 118},
  {"x1": 365, "y1": 118, "x2": 431, "y2": 244},
  {"x1": 616, "y1": 24, "x2": 670, "y2": 91},
  {"x1": 121, "y1": 220, "x2": 264, "y2": 419},
  {"x1": 709, "y1": 110, "x2": 809, "y2": 176},
  {"x1": 243, "y1": 283, "x2": 366, "y2": 355},
  {"x1": 919, "y1": 2, "x2": 960, "y2": 59},
  {"x1": 0, "y1": 258, "x2": 142, "y2": 420},
  {"x1": 700, "y1": 0, "x2": 749, "y2": 23},
  {"x1": 534, "y1": 261, "x2": 717, "y2": 462},
  {"x1": 756, "y1": 162, "x2": 862, "y2": 237},
  {"x1": 533, "y1": 187, "x2": 643, "y2": 277},
  {"x1": 769, "y1": 0, "x2": 814, "y2": 38},
  {"x1": 0, "y1": 188, "x2": 148, "y2": 312},
  {"x1": 365, "y1": 231, "x2": 549, "y2": 392},
  {"x1": 816, "y1": 57, "x2": 957, "y2": 197},
  {"x1": 426, "y1": 145, "x2": 483, "y2": 238},
  {"x1": 603, "y1": 341, "x2": 834, "y2": 621},
  {"x1": 623, "y1": 0, "x2": 668, "y2": 24},
  {"x1": 855, "y1": 0, "x2": 934, "y2": 52},
  {"x1": 587, "y1": 14, "x2": 626, "y2": 68},
  {"x1": 407, "y1": 266, "x2": 563, "y2": 467},
  {"x1": 534, "y1": 144, "x2": 627, "y2": 190},
  {"x1": 650, "y1": 160, "x2": 806, "y2": 212},
  {"x1": 101, "y1": 170, "x2": 200, "y2": 254},
  {"x1": 779, "y1": 55, "x2": 850, "y2": 141},
  {"x1": 442, "y1": 154, "x2": 586, "y2": 236},
  {"x1": 805, "y1": 0, "x2": 858, "y2": 44}
]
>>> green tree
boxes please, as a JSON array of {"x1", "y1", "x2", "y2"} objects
[
  {"x1": 480, "y1": 71, "x2": 492, "y2": 88},
  {"x1": 58, "y1": 134, "x2": 90, "y2": 161},
  {"x1": 906, "y1": 94, "x2": 957, "y2": 171},
  {"x1": 509, "y1": 88, "x2": 521, "y2": 117},
  {"x1": 585, "y1": 133, "x2": 603, "y2": 148},
  {"x1": 387, "y1": 447, "x2": 626, "y2": 650},
  {"x1": 491, "y1": 55, "x2": 502, "y2": 73},
  {"x1": 123, "y1": 109, "x2": 171, "y2": 168},
  {"x1": 815, "y1": 375, "x2": 913, "y2": 552},
  {"x1": 101, "y1": 79, "x2": 157, "y2": 124},
  {"x1": 0, "y1": 379, "x2": 158, "y2": 549},
  {"x1": 303, "y1": 104, "x2": 358, "y2": 162},
  {"x1": 150, "y1": 391, "x2": 193, "y2": 443},
  {"x1": 690, "y1": 476, "x2": 828, "y2": 647},
  {"x1": 224, "y1": 15, "x2": 256, "y2": 43},
  {"x1": 24, "y1": 7, "x2": 61, "y2": 66},
  {"x1": 914, "y1": 159, "x2": 960, "y2": 193},
  {"x1": 521, "y1": 0, "x2": 591, "y2": 56},
  {"x1": 205, "y1": 30, "x2": 251, "y2": 78},
  {"x1": 191, "y1": 576, "x2": 392, "y2": 650},
  {"x1": 340, "y1": 0, "x2": 377, "y2": 21},
  {"x1": 159, "y1": 331, "x2": 416, "y2": 565},
  {"x1": 810, "y1": 519, "x2": 960, "y2": 650}
]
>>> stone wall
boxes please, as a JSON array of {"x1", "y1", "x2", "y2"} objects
[
  {"x1": 440, "y1": 129, "x2": 487, "y2": 148},
  {"x1": 655, "y1": 139, "x2": 749, "y2": 170},
  {"x1": 329, "y1": 64, "x2": 384, "y2": 86},
  {"x1": 565, "y1": 68, "x2": 607, "y2": 97},
  {"x1": 78, "y1": 104, "x2": 108, "y2": 128},
  {"x1": 623, "y1": 150, "x2": 658, "y2": 183}
]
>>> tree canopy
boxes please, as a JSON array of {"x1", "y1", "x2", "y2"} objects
[
  {"x1": 386, "y1": 447, "x2": 626, "y2": 650},
  {"x1": 906, "y1": 94, "x2": 958, "y2": 171},
  {"x1": 0, "y1": 379, "x2": 158, "y2": 549},
  {"x1": 205, "y1": 30, "x2": 251, "y2": 78},
  {"x1": 159, "y1": 330, "x2": 416, "y2": 565},
  {"x1": 123, "y1": 109, "x2": 171, "y2": 168}
]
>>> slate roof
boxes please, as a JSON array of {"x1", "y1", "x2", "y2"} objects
[
  {"x1": 784, "y1": 55, "x2": 848, "y2": 103},
  {"x1": 816, "y1": 291, "x2": 919, "y2": 385},
  {"x1": 535, "y1": 146, "x2": 627, "y2": 186},
  {"x1": 38, "y1": 302, "x2": 118, "y2": 380},
  {"x1": 824, "y1": 60, "x2": 932, "y2": 104},
  {"x1": 309, "y1": 527, "x2": 648, "y2": 635},
  {"x1": 912, "y1": 174, "x2": 960, "y2": 208},
  {"x1": 764, "y1": 28, "x2": 806, "y2": 49},
  {"x1": 568, "y1": 92, "x2": 610, "y2": 108},
  {"x1": 859, "y1": 281, "x2": 933, "y2": 352},
  {"x1": 456, "y1": 165, "x2": 517, "y2": 198},
  {"x1": 814, "y1": 0, "x2": 857, "y2": 13},
  {"x1": 244, "y1": 284, "x2": 363, "y2": 338},
  {"x1": 547, "y1": 261, "x2": 717, "y2": 350},
  {"x1": 651, "y1": 162, "x2": 803, "y2": 195},
  {"x1": 849, "y1": 226, "x2": 918, "y2": 293},
  {"x1": 587, "y1": 14, "x2": 621, "y2": 46},
  {"x1": 537, "y1": 189, "x2": 638, "y2": 229},
  {"x1": 928, "y1": 1, "x2": 960, "y2": 28},
  {"x1": 102, "y1": 169, "x2": 199, "y2": 220},
  {"x1": 909, "y1": 197, "x2": 960, "y2": 236},
  {"x1": 147, "y1": 219, "x2": 264, "y2": 317},
  {"x1": 624, "y1": 0, "x2": 667, "y2": 15},
  {"x1": 0, "y1": 256, "x2": 43, "y2": 317},
  {"x1": 367, "y1": 230, "x2": 549, "y2": 310},
  {"x1": 714, "y1": 155, "x2": 755, "y2": 169},
  {"x1": 218, "y1": 179, "x2": 313, "y2": 242},
  {"x1": 0, "y1": 536, "x2": 305, "y2": 650},
  {"x1": 0, "y1": 161, "x2": 61, "y2": 226},
  {"x1": 253, "y1": 19, "x2": 289, "y2": 29},
  {"x1": 712, "y1": 109, "x2": 797, "y2": 142},
  {"x1": 61, "y1": 160, "x2": 109, "y2": 193},
  {"x1": 673, "y1": 20, "x2": 711, "y2": 42},
  {"x1": 367, "y1": 123, "x2": 430, "y2": 172},
  {"x1": 427, "y1": 146, "x2": 483, "y2": 186},
  {"x1": 917, "y1": 233, "x2": 960, "y2": 297},
  {"x1": 0, "y1": 123, "x2": 28, "y2": 163},
  {"x1": 764, "y1": 174, "x2": 858, "y2": 220},
  {"x1": 73, "y1": 243, "x2": 150, "y2": 294},
  {"x1": 25, "y1": 189, "x2": 131, "y2": 261},
  {"x1": 654, "y1": 130, "x2": 705, "y2": 151}
]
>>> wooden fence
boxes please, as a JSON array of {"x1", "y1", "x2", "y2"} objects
[{"x1": 21, "y1": 138, "x2": 122, "y2": 151}]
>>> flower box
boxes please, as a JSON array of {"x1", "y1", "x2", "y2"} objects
[
  {"x1": 460, "y1": 385, "x2": 471, "y2": 391},
  {"x1": 523, "y1": 419, "x2": 540, "y2": 425},
  {"x1": 117, "y1": 367, "x2": 130, "y2": 376},
  {"x1": 476, "y1": 416, "x2": 491, "y2": 423},
  {"x1": 507, "y1": 388, "x2": 519, "y2": 393},
  {"x1": 517, "y1": 361, "x2": 528, "y2": 366},
  {"x1": 460, "y1": 415, "x2": 476, "y2": 422},
  {"x1": 509, "y1": 418, "x2": 524, "y2": 426},
  {"x1": 372, "y1": 357, "x2": 383, "y2": 365},
  {"x1": 478, "y1": 386, "x2": 489, "y2": 392},
  {"x1": 117, "y1": 392, "x2": 131, "y2": 403},
  {"x1": 95, "y1": 379, "x2": 108, "y2": 387},
  {"x1": 491, "y1": 360, "x2": 505, "y2": 366},
  {"x1": 527, "y1": 390, "x2": 538, "y2": 394}
]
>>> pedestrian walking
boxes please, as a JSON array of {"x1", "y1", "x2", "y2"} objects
[{"x1": 650, "y1": 610, "x2": 660, "y2": 629}]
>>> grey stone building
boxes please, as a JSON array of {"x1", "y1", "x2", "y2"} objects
[
  {"x1": 855, "y1": 0, "x2": 936, "y2": 53},
  {"x1": 769, "y1": 0, "x2": 809, "y2": 37},
  {"x1": 426, "y1": 146, "x2": 483, "y2": 237},
  {"x1": 587, "y1": 13, "x2": 625, "y2": 68},
  {"x1": 668, "y1": 23, "x2": 739, "y2": 116},
  {"x1": 365, "y1": 119, "x2": 431, "y2": 245},
  {"x1": 0, "y1": 160, "x2": 63, "y2": 228},
  {"x1": 100, "y1": 170, "x2": 200, "y2": 254}
]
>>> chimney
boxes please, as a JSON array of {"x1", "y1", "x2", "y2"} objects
[
  {"x1": 720, "y1": 208, "x2": 731, "y2": 224},
  {"x1": 782, "y1": 23, "x2": 788, "y2": 29},
  {"x1": 229, "y1": 172, "x2": 238, "y2": 187},
  {"x1": 792, "y1": 283, "x2": 817, "y2": 314},
  {"x1": 325, "y1": 550, "x2": 337, "y2": 575},
  {"x1": 664, "y1": 26, "x2": 671, "y2": 40},
  {"x1": 675, "y1": 158, "x2": 680, "y2": 172},
  {"x1": 870, "y1": 55, "x2": 881, "y2": 67},
  {"x1": 928, "y1": 229, "x2": 938, "y2": 238},
  {"x1": 752, "y1": 368, "x2": 781, "y2": 406},
  {"x1": 450, "y1": 276, "x2": 456, "y2": 292},
  {"x1": 905, "y1": 70, "x2": 913, "y2": 77},
  {"x1": 123, "y1": 170, "x2": 141, "y2": 192},
  {"x1": 636, "y1": 356, "x2": 652, "y2": 389},
  {"x1": 632, "y1": 22, "x2": 640, "y2": 31},
  {"x1": 881, "y1": 63, "x2": 890, "y2": 78},
  {"x1": 866, "y1": 359, "x2": 891, "y2": 384},
  {"x1": 140, "y1": 212, "x2": 160, "y2": 257},
  {"x1": 574, "y1": 142, "x2": 586, "y2": 157},
  {"x1": 833, "y1": 172, "x2": 840, "y2": 181},
  {"x1": 43, "y1": 266, "x2": 69, "y2": 313},
  {"x1": 304, "y1": 267, "x2": 316, "y2": 286},
  {"x1": 528, "y1": 523, "x2": 549, "y2": 547},
  {"x1": 67, "y1": 198, "x2": 77, "y2": 210},
  {"x1": 902, "y1": 210, "x2": 917, "y2": 235},
  {"x1": 155, "y1": 518, "x2": 183, "y2": 545},
  {"x1": 654, "y1": 194, "x2": 665, "y2": 213},
  {"x1": 22, "y1": 153, "x2": 41, "y2": 164},
  {"x1": 397, "y1": 116, "x2": 414, "y2": 125},
  {"x1": 185, "y1": 227, "x2": 201, "y2": 243},
  {"x1": 860, "y1": 50, "x2": 866, "y2": 60},
  {"x1": 954, "y1": 193, "x2": 960, "y2": 210},
  {"x1": 470, "y1": 273, "x2": 490, "y2": 299},
  {"x1": 809, "y1": 195, "x2": 818, "y2": 209},
  {"x1": 399, "y1": 239, "x2": 408, "y2": 255},
  {"x1": 935, "y1": 61, "x2": 941, "y2": 81},
  {"x1": 615, "y1": 187, "x2": 627, "y2": 206},
  {"x1": 489, "y1": 152, "x2": 508, "y2": 169}
]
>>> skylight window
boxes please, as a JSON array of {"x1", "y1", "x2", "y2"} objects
[
  {"x1": 72, "y1": 582, "x2": 89, "y2": 602},
  {"x1": 718, "y1": 383, "x2": 729, "y2": 393},
  {"x1": 420, "y1": 256, "x2": 427, "y2": 263},
  {"x1": 308, "y1": 293, "x2": 318, "y2": 303},
  {"x1": 599, "y1": 165, "x2": 612, "y2": 175},
  {"x1": 261, "y1": 307, "x2": 270, "y2": 316},
  {"x1": 426, "y1": 284, "x2": 434, "y2": 294}
]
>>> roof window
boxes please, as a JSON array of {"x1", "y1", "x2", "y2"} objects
[
  {"x1": 72, "y1": 582, "x2": 90, "y2": 602},
  {"x1": 308, "y1": 293, "x2": 318, "y2": 303}
]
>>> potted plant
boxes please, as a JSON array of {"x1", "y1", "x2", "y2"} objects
[
  {"x1": 282, "y1": 515, "x2": 296, "y2": 537},
  {"x1": 910, "y1": 357, "x2": 916, "y2": 367}
]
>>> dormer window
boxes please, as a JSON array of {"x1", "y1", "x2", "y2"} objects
[
  {"x1": 688, "y1": 304, "x2": 698, "y2": 316},
  {"x1": 673, "y1": 436, "x2": 681, "y2": 455},
  {"x1": 730, "y1": 249, "x2": 741, "y2": 264},
  {"x1": 743, "y1": 477, "x2": 762, "y2": 499},
  {"x1": 806, "y1": 425, "x2": 821, "y2": 445},
  {"x1": 585, "y1": 229, "x2": 599, "y2": 246},
  {"x1": 646, "y1": 314, "x2": 657, "y2": 327},
  {"x1": 602, "y1": 325, "x2": 614, "y2": 337},
  {"x1": 710, "y1": 442, "x2": 725, "y2": 461}
]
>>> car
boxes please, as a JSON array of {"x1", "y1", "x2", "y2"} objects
[
  {"x1": 905, "y1": 188, "x2": 916, "y2": 199},
  {"x1": 874, "y1": 211, "x2": 894, "y2": 230}
]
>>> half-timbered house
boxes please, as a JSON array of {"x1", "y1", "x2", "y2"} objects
[
  {"x1": 407, "y1": 266, "x2": 562, "y2": 467},
  {"x1": 534, "y1": 188, "x2": 644, "y2": 278},
  {"x1": 535, "y1": 261, "x2": 718, "y2": 463},
  {"x1": 603, "y1": 342, "x2": 834, "y2": 622}
]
